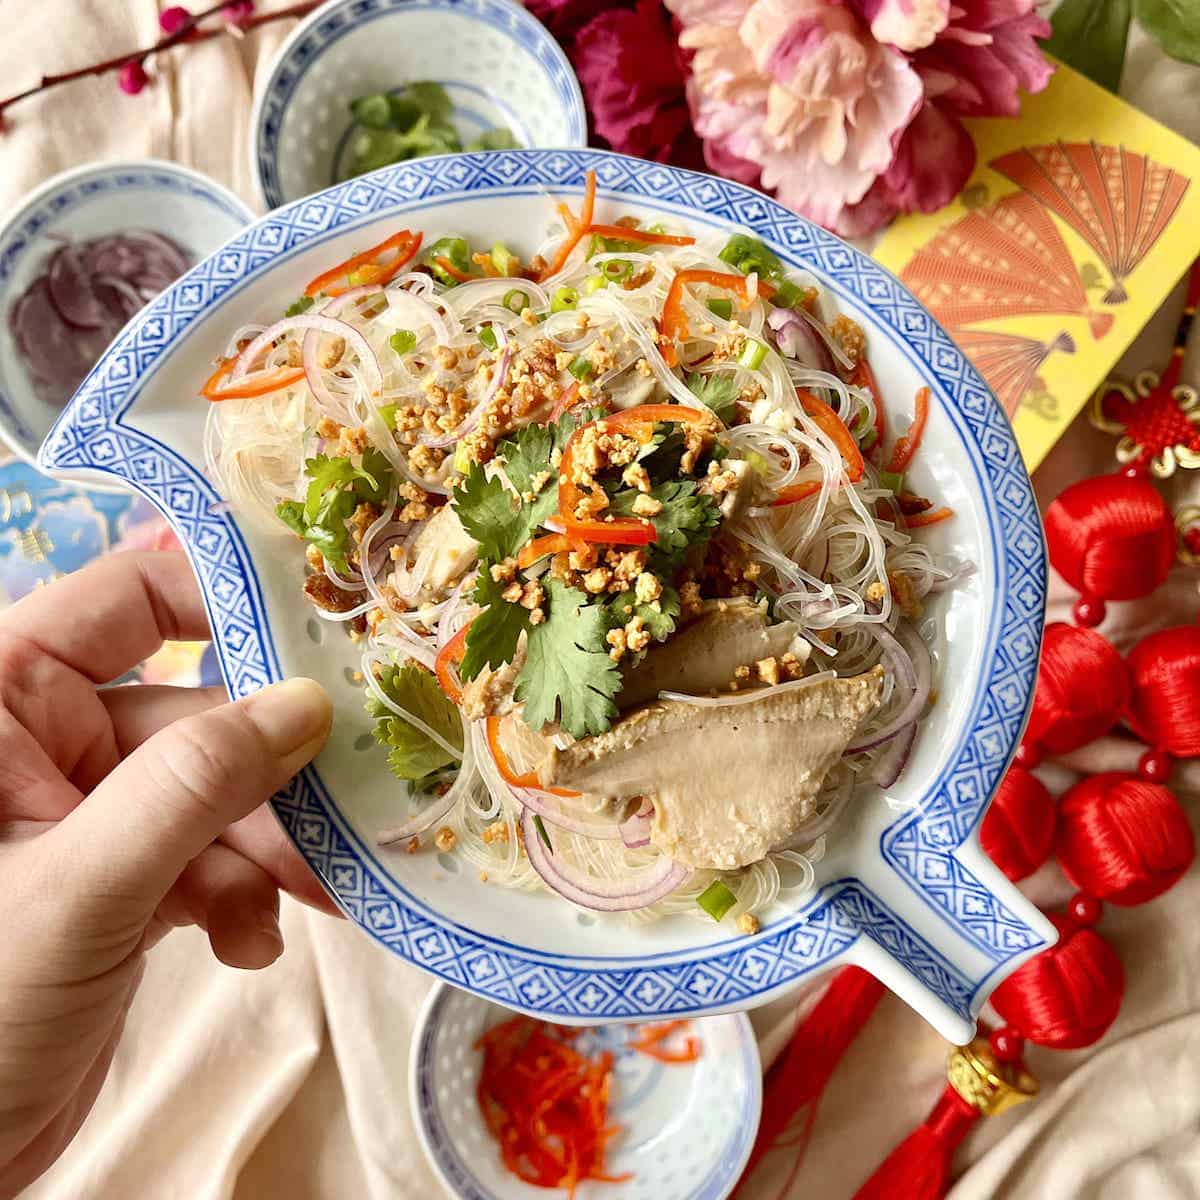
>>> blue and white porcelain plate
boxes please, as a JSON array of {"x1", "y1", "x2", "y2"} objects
[
  {"x1": 411, "y1": 983, "x2": 761, "y2": 1200},
  {"x1": 251, "y1": 0, "x2": 587, "y2": 210},
  {"x1": 40, "y1": 149, "x2": 1053, "y2": 1042}
]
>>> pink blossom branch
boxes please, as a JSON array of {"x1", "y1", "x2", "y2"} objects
[{"x1": 0, "y1": 1, "x2": 322, "y2": 128}]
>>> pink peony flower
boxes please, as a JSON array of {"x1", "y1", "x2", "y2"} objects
[
  {"x1": 856, "y1": 0, "x2": 951, "y2": 51},
  {"x1": 571, "y1": 0, "x2": 706, "y2": 168},
  {"x1": 911, "y1": 0, "x2": 1053, "y2": 118},
  {"x1": 524, "y1": 0, "x2": 612, "y2": 39},
  {"x1": 671, "y1": 0, "x2": 924, "y2": 230}
]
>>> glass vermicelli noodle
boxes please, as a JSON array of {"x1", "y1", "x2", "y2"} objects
[{"x1": 204, "y1": 173, "x2": 963, "y2": 928}]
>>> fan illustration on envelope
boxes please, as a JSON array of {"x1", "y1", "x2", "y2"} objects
[{"x1": 873, "y1": 64, "x2": 1200, "y2": 470}]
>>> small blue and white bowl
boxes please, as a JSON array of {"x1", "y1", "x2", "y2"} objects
[
  {"x1": 0, "y1": 159, "x2": 252, "y2": 469},
  {"x1": 411, "y1": 984, "x2": 762, "y2": 1200},
  {"x1": 251, "y1": 0, "x2": 587, "y2": 211}
]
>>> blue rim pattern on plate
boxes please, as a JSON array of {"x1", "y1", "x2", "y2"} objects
[
  {"x1": 413, "y1": 986, "x2": 762, "y2": 1200},
  {"x1": 39, "y1": 149, "x2": 1049, "y2": 1028},
  {"x1": 0, "y1": 163, "x2": 251, "y2": 447},
  {"x1": 254, "y1": 0, "x2": 588, "y2": 211}
]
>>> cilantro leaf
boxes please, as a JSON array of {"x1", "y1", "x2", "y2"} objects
[
  {"x1": 515, "y1": 579, "x2": 620, "y2": 738},
  {"x1": 460, "y1": 569, "x2": 531, "y2": 681},
  {"x1": 603, "y1": 584, "x2": 680, "y2": 646},
  {"x1": 453, "y1": 408, "x2": 605, "y2": 562},
  {"x1": 610, "y1": 481, "x2": 721, "y2": 571},
  {"x1": 451, "y1": 468, "x2": 529, "y2": 562},
  {"x1": 686, "y1": 372, "x2": 738, "y2": 423},
  {"x1": 277, "y1": 450, "x2": 394, "y2": 571},
  {"x1": 367, "y1": 661, "x2": 463, "y2": 782}
]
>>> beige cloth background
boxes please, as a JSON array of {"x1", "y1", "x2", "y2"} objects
[{"x1": 4, "y1": 4, "x2": 1200, "y2": 1197}]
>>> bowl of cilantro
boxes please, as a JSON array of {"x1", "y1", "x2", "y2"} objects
[{"x1": 250, "y1": 0, "x2": 586, "y2": 210}]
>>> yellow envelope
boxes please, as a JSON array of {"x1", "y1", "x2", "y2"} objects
[{"x1": 872, "y1": 60, "x2": 1200, "y2": 471}]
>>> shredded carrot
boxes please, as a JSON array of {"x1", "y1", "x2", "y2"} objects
[
  {"x1": 476, "y1": 1016, "x2": 632, "y2": 1195},
  {"x1": 772, "y1": 390, "x2": 865, "y2": 506},
  {"x1": 557, "y1": 404, "x2": 714, "y2": 543},
  {"x1": 584, "y1": 223, "x2": 696, "y2": 247},
  {"x1": 303, "y1": 229, "x2": 422, "y2": 298},
  {"x1": 905, "y1": 506, "x2": 954, "y2": 528},
  {"x1": 434, "y1": 255, "x2": 474, "y2": 283},
  {"x1": 797, "y1": 389, "x2": 864, "y2": 482},
  {"x1": 517, "y1": 532, "x2": 571, "y2": 569},
  {"x1": 538, "y1": 170, "x2": 597, "y2": 282},
  {"x1": 472, "y1": 251, "x2": 501, "y2": 277},
  {"x1": 886, "y1": 386, "x2": 930, "y2": 473},
  {"x1": 631, "y1": 1038, "x2": 702, "y2": 1063},
  {"x1": 850, "y1": 358, "x2": 886, "y2": 455},
  {"x1": 485, "y1": 715, "x2": 580, "y2": 796},
  {"x1": 201, "y1": 359, "x2": 306, "y2": 401},
  {"x1": 548, "y1": 380, "x2": 581, "y2": 421},
  {"x1": 658, "y1": 269, "x2": 754, "y2": 367},
  {"x1": 434, "y1": 620, "x2": 471, "y2": 704}
]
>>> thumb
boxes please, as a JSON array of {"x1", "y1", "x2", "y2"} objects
[{"x1": 53, "y1": 678, "x2": 332, "y2": 910}]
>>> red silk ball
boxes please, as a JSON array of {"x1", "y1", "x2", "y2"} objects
[
  {"x1": 1023, "y1": 624, "x2": 1131, "y2": 756},
  {"x1": 990, "y1": 915, "x2": 1124, "y2": 1049},
  {"x1": 1126, "y1": 625, "x2": 1200, "y2": 757},
  {"x1": 1056, "y1": 772, "x2": 1195, "y2": 906},
  {"x1": 1044, "y1": 474, "x2": 1174, "y2": 603},
  {"x1": 980, "y1": 766, "x2": 1056, "y2": 881}
]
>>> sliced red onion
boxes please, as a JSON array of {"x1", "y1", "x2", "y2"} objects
[
  {"x1": 516, "y1": 786, "x2": 623, "y2": 840},
  {"x1": 231, "y1": 313, "x2": 382, "y2": 393},
  {"x1": 795, "y1": 306, "x2": 855, "y2": 374},
  {"x1": 845, "y1": 622, "x2": 931, "y2": 754},
  {"x1": 872, "y1": 720, "x2": 918, "y2": 788},
  {"x1": 419, "y1": 331, "x2": 511, "y2": 449},
  {"x1": 618, "y1": 799, "x2": 653, "y2": 848},
  {"x1": 927, "y1": 561, "x2": 977, "y2": 593},
  {"x1": 768, "y1": 306, "x2": 834, "y2": 373},
  {"x1": 521, "y1": 808, "x2": 689, "y2": 912}
]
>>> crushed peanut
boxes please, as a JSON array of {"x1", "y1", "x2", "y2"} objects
[
  {"x1": 634, "y1": 571, "x2": 662, "y2": 604},
  {"x1": 482, "y1": 822, "x2": 511, "y2": 845},
  {"x1": 404, "y1": 836, "x2": 420, "y2": 854},
  {"x1": 737, "y1": 912, "x2": 761, "y2": 935},
  {"x1": 631, "y1": 492, "x2": 663, "y2": 517},
  {"x1": 622, "y1": 462, "x2": 651, "y2": 493},
  {"x1": 755, "y1": 656, "x2": 780, "y2": 686},
  {"x1": 434, "y1": 826, "x2": 457, "y2": 852}
]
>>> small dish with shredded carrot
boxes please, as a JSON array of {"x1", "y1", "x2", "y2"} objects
[{"x1": 411, "y1": 984, "x2": 762, "y2": 1200}]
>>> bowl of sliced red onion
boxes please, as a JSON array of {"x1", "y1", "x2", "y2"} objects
[{"x1": 0, "y1": 159, "x2": 253, "y2": 470}]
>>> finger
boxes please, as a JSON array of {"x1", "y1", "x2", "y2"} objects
[
  {"x1": 221, "y1": 805, "x2": 342, "y2": 917},
  {"x1": 1, "y1": 551, "x2": 210, "y2": 684},
  {"x1": 170, "y1": 842, "x2": 284, "y2": 969},
  {"x1": 48, "y1": 678, "x2": 332, "y2": 914},
  {"x1": 101, "y1": 684, "x2": 228, "y2": 757}
]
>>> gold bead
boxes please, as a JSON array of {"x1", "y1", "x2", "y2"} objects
[{"x1": 946, "y1": 1038, "x2": 1038, "y2": 1118}]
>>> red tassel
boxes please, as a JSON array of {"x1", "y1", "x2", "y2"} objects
[
  {"x1": 1021, "y1": 623, "x2": 1131, "y2": 759},
  {"x1": 736, "y1": 967, "x2": 886, "y2": 1190},
  {"x1": 1056, "y1": 772, "x2": 1195, "y2": 905},
  {"x1": 1126, "y1": 625, "x2": 1200, "y2": 757},
  {"x1": 990, "y1": 908, "x2": 1124, "y2": 1049},
  {"x1": 980, "y1": 766, "x2": 1056, "y2": 881},
  {"x1": 1043, "y1": 474, "x2": 1174, "y2": 625},
  {"x1": 851, "y1": 1087, "x2": 979, "y2": 1200}
]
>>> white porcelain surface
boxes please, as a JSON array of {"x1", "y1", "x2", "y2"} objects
[
  {"x1": 0, "y1": 159, "x2": 252, "y2": 468},
  {"x1": 251, "y1": 0, "x2": 586, "y2": 209},
  {"x1": 411, "y1": 984, "x2": 761, "y2": 1200},
  {"x1": 40, "y1": 150, "x2": 1054, "y2": 1042}
]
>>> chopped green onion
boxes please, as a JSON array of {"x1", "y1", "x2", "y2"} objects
[
  {"x1": 425, "y1": 236, "x2": 472, "y2": 286},
  {"x1": 860, "y1": 428, "x2": 878, "y2": 453},
  {"x1": 770, "y1": 280, "x2": 805, "y2": 308},
  {"x1": 647, "y1": 222, "x2": 667, "y2": 235},
  {"x1": 378, "y1": 403, "x2": 399, "y2": 430},
  {"x1": 603, "y1": 259, "x2": 633, "y2": 281},
  {"x1": 738, "y1": 339, "x2": 767, "y2": 370},
  {"x1": 706, "y1": 298, "x2": 733, "y2": 320},
  {"x1": 533, "y1": 814, "x2": 554, "y2": 852},
  {"x1": 491, "y1": 241, "x2": 518, "y2": 276},
  {"x1": 551, "y1": 286, "x2": 579, "y2": 313},
  {"x1": 697, "y1": 879, "x2": 738, "y2": 922},
  {"x1": 744, "y1": 449, "x2": 769, "y2": 477},
  {"x1": 389, "y1": 329, "x2": 417, "y2": 357},
  {"x1": 718, "y1": 233, "x2": 784, "y2": 282},
  {"x1": 568, "y1": 355, "x2": 594, "y2": 381},
  {"x1": 478, "y1": 325, "x2": 498, "y2": 352},
  {"x1": 879, "y1": 468, "x2": 904, "y2": 493},
  {"x1": 285, "y1": 295, "x2": 315, "y2": 317},
  {"x1": 502, "y1": 288, "x2": 530, "y2": 314},
  {"x1": 583, "y1": 275, "x2": 608, "y2": 295},
  {"x1": 452, "y1": 441, "x2": 471, "y2": 475}
]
